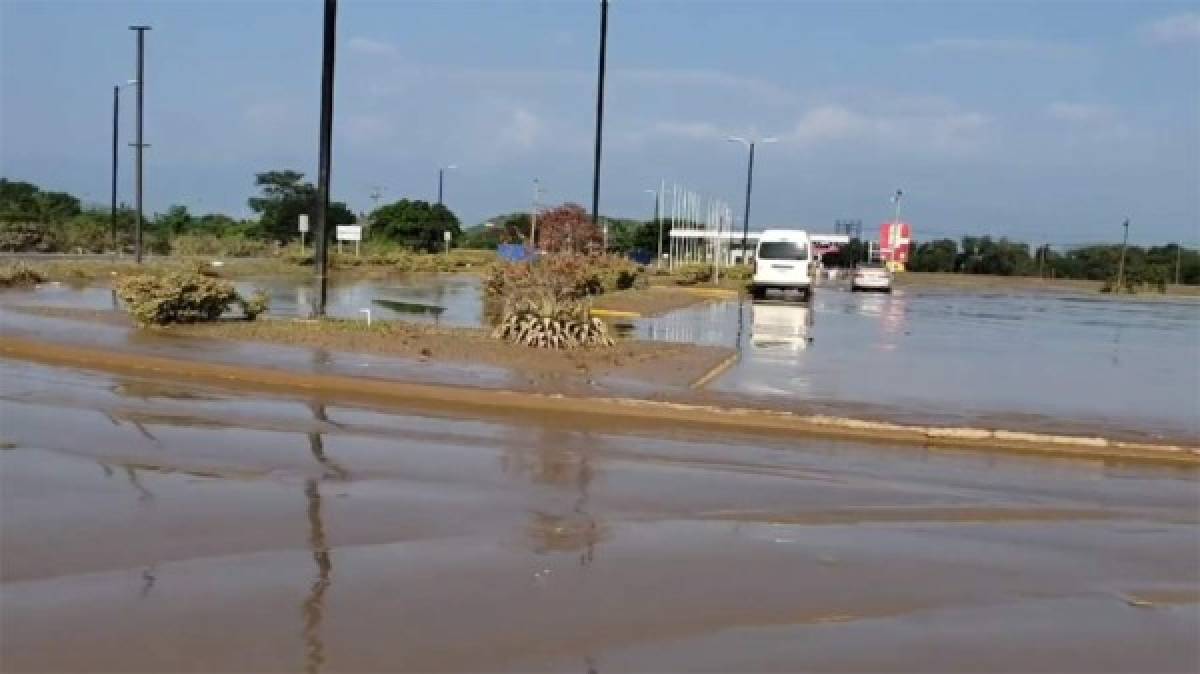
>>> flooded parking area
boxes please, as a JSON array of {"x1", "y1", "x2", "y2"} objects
[{"x1": 1, "y1": 359, "x2": 1197, "y2": 672}]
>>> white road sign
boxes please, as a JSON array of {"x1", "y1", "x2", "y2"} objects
[
  {"x1": 298, "y1": 214, "x2": 309, "y2": 233},
  {"x1": 336, "y1": 225, "x2": 362, "y2": 242}
]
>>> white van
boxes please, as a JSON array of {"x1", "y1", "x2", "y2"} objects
[{"x1": 751, "y1": 229, "x2": 814, "y2": 301}]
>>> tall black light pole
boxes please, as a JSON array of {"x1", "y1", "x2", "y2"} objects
[
  {"x1": 437, "y1": 164, "x2": 456, "y2": 206},
  {"x1": 129, "y1": 26, "x2": 150, "y2": 263},
  {"x1": 728, "y1": 135, "x2": 776, "y2": 260},
  {"x1": 110, "y1": 85, "x2": 120, "y2": 256},
  {"x1": 742, "y1": 142, "x2": 754, "y2": 254},
  {"x1": 313, "y1": 0, "x2": 338, "y2": 317},
  {"x1": 1116, "y1": 218, "x2": 1130, "y2": 293},
  {"x1": 591, "y1": 0, "x2": 609, "y2": 242}
]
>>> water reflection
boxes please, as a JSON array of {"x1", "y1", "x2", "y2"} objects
[
  {"x1": 265, "y1": 276, "x2": 483, "y2": 327},
  {"x1": 300, "y1": 402, "x2": 346, "y2": 674},
  {"x1": 750, "y1": 302, "x2": 813, "y2": 351},
  {"x1": 502, "y1": 431, "x2": 610, "y2": 566},
  {"x1": 302, "y1": 478, "x2": 331, "y2": 674}
]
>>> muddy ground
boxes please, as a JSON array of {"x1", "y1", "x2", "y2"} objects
[
  {"x1": 4, "y1": 305, "x2": 732, "y2": 391},
  {"x1": 1, "y1": 358, "x2": 1197, "y2": 673},
  {"x1": 593, "y1": 285, "x2": 734, "y2": 316}
]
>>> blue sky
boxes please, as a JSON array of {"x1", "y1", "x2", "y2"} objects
[{"x1": 2, "y1": 0, "x2": 1197, "y2": 245}]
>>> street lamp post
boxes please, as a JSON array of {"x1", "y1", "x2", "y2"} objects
[
  {"x1": 110, "y1": 85, "x2": 120, "y2": 256},
  {"x1": 111, "y1": 80, "x2": 136, "y2": 256},
  {"x1": 728, "y1": 136, "x2": 776, "y2": 262},
  {"x1": 128, "y1": 25, "x2": 150, "y2": 263},
  {"x1": 312, "y1": 0, "x2": 338, "y2": 317},
  {"x1": 437, "y1": 164, "x2": 456, "y2": 205},
  {"x1": 1116, "y1": 219, "x2": 1130, "y2": 294},
  {"x1": 644, "y1": 187, "x2": 661, "y2": 263},
  {"x1": 529, "y1": 178, "x2": 544, "y2": 253},
  {"x1": 591, "y1": 0, "x2": 609, "y2": 240}
]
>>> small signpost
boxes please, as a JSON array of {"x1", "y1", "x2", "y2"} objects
[
  {"x1": 336, "y1": 224, "x2": 362, "y2": 257},
  {"x1": 443, "y1": 230, "x2": 452, "y2": 254},
  {"x1": 298, "y1": 214, "x2": 309, "y2": 252}
]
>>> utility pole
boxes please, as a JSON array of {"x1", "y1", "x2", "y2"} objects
[
  {"x1": 1175, "y1": 244, "x2": 1182, "y2": 286},
  {"x1": 741, "y1": 142, "x2": 755, "y2": 258},
  {"x1": 656, "y1": 179, "x2": 665, "y2": 264},
  {"x1": 110, "y1": 85, "x2": 120, "y2": 256},
  {"x1": 591, "y1": 0, "x2": 609, "y2": 241},
  {"x1": 1115, "y1": 218, "x2": 1129, "y2": 294},
  {"x1": 436, "y1": 165, "x2": 456, "y2": 206},
  {"x1": 128, "y1": 25, "x2": 150, "y2": 263},
  {"x1": 728, "y1": 136, "x2": 776, "y2": 260},
  {"x1": 529, "y1": 178, "x2": 542, "y2": 253},
  {"x1": 313, "y1": 0, "x2": 338, "y2": 316}
]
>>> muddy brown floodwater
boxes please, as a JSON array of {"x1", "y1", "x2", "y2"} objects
[{"x1": 1, "y1": 359, "x2": 1197, "y2": 673}]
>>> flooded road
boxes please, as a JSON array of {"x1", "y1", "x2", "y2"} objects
[
  {"x1": 635, "y1": 286, "x2": 1200, "y2": 439},
  {"x1": 3, "y1": 276, "x2": 1198, "y2": 438},
  {"x1": 2, "y1": 359, "x2": 1197, "y2": 672}
]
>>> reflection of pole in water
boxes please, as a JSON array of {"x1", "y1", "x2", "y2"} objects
[
  {"x1": 302, "y1": 478, "x2": 331, "y2": 674},
  {"x1": 573, "y1": 454, "x2": 597, "y2": 567},
  {"x1": 140, "y1": 565, "x2": 157, "y2": 599},
  {"x1": 307, "y1": 403, "x2": 348, "y2": 480},
  {"x1": 124, "y1": 466, "x2": 154, "y2": 502}
]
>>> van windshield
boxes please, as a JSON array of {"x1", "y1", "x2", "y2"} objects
[{"x1": 758, "y1": 242, "x2": 808, "y2": 260}]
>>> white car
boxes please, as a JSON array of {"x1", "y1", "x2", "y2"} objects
[
  {"x1": 751, "y1": 229, "x2": 814, "y2": 301},
  {"x1": 851, "y1": 263, "x2": 892, "y2": 292}
]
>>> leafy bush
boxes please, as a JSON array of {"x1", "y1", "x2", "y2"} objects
[
  {"x1": 239, "y1": 289, "x2": 270, "y2": 320},
  {"x1": 116, "y1": 273, "x2": 246, "y2": 325},
  {"x1": 0, "y1": 262, "x2": 46, "y2": 287},
  {"x1": 722, "y1": 264, "x2": 754, "y2": 281},
  {"x1": 0, "y1": 222, "x2": 57, "y2": 252},
  {"x1": 673, "y1": 263, "x2": 713, "y2": 285},
  {"x1": 172, "y1": 234, "x2": 270, "y2": 257},
  {"x1": 485, "y1": 254, "x2": 645, "y2": 300}
]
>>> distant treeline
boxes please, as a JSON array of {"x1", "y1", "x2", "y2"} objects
[
  {"x1": 3, "y1": 177, "x2": 1195, "y2": 286},
  {"x1": 822, "y1": 235, "x2": 1196, "y2": 287},
  {"x1": 907, "y1": 236, "x2": 1198, "y2": 287},
  {"x1": 0, "y1": 174, "x2": 459, "y2": 255}
]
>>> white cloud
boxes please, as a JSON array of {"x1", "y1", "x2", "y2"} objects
[
  {"x1": 344, "y1": 113, "x2": 395, "y2": 145},
  {"x1": 1140, "y1": 12, "x2": 1200, "y2": 44},
  {"x1": 347, "y1": 36, "x2": 399, "y2": 57},
  {"x1": 907, "y1": 37, "x2": 1081, "y2": 56},
  {"x1": 645, "y1": 100, "x2": 991, "y2": 158},
  {"x1": 1046, "y1": 102, "x2": 1113, "y2": 124},
  {"x1": 782, "y1": 103, "x2": 991, "y2": 155},
  {"x1": 499, "y1": 107, "x2": 542, "y2": 150},
  {"x1": 652, "y1": 121, "x2": 724, "y2": 141}
]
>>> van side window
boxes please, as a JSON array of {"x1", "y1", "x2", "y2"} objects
[{"x1": 758, "y1": 242, "x2": 808, "y2": 260}]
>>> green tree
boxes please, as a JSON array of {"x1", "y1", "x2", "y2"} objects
[
  {"x1": 247, "y1": 170, "x2": 354, "y2": 243},
  {"x1": 461, "y1": 213, "x2": 531, "y2": 249},
  {"x1": 368, "y1": 198, "x2": 460, "y2": 252},
  {"x1": 821, "y1": 238, "x2": 869, "y2": 267},
  {"x1": 0, "y1": 179, "x2": 81, "y2": 223},
  {"x1": 909, "y1": 238, "x2": 958, "y2": 272},
  {"x1": 631, "y1": 218, "x2": 672, "y2": 258},
  {"x1": 154, "y1": 205, "x2": 195, "y2": 237},
  {"x1": 600, "y1": 217, "x2": 641, "y2": 253}
]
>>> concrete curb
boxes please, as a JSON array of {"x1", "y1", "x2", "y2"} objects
[{"x1": 2, "y1": 337, "x2": 1196, "y2": 466}]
